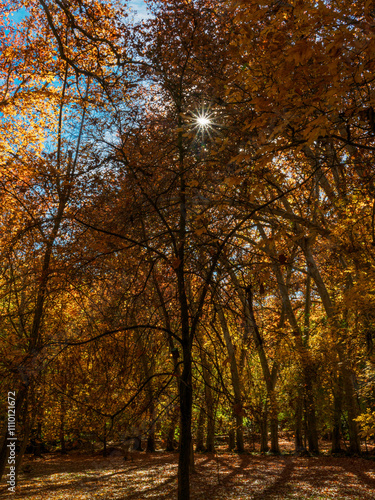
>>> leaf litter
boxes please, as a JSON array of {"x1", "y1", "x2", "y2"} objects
[{"x1": 1, "y1": 451, "x2": 375, "y2": 499}]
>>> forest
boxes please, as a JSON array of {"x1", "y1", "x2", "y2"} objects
[{"x1": 1, "y1": 0, "x2": 375, "y2": 499}]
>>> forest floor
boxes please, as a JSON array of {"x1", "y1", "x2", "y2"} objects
[{"x1": 1, "y1": 441, "x2": 375, "y2": 499}]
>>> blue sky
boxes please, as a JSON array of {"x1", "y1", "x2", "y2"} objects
[
  {"x1": 11, "y1": 1, "x2": 150, "y2": 25},
  {"x1": 129, "y1": 0, "x2": 150, "y2": 20}
]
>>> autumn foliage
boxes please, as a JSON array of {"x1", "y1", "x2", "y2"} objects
[{"x1": 1, "y1": 1, "x2": 375, "y2": 499}]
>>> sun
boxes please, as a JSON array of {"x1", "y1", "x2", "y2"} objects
[
  {"x1": 187, "y1": 107, "x2": 219, "y2": 143},
  {"x1": 196, "y1": 115, "x2": 211, "y2": 127},
  {"x1": 190, "y1": 110, "x2": 215, "y2": 133}
]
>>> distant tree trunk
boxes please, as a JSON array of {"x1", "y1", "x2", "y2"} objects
[
  {"x1": 228, "y1": 429, "x2": 236, "y2": 451},
  {"x1": 195, "y1": 406, "x2": 205, "y2": 452},
  {"x1": 269, "y1": 390, "x2": 279, "y2": 453},
  {"x1": 34, "y1": 421, "x2": 43, "y2": 457},
  {"x1": 270, "y1": 251, "x2": 319, "y2": 453},
  {"x1": 222, "y1": 268, "x2": 279, "y2": 454},
  {"x1": 60, "y1": 396, "x2": 67, "y2": 454},
  {"x1": 256, "y1": 224, "x2": 319, "y2": 454},
  {"x1": 301, "y1": 239, "x2": 360, "y2": 454},
  {"x1": 206, "y1": 416, "x2": 215, "y2": 453},
  {"x1": 60, "y1": 424, "x2": 66, "y2": 454},
  {"x1": 259, "y1": 408, "x2": 269, "y2": 453},
  {"x1": 342, "y1": 371, "x2": 361, "y2": 454},
  {"x1": 294, "y1": 395, "x2": 304, "y2": 452},
  {"x1": 147, "y1": 433, "x2": 156, "y2": 453},
  {"x1": 165, "y1": 407, "x2": 178, "y2": 451},
  {"x1": 201, "y1": 351, "x2": 215, "y2": 453},
  {"x1": 166, "y1": 424, "x2": 176, "y2": 451},
  {"x1": 304, "y1": 374, "x2": 319, "y2": 453},
  {"x1": 139, "y1": 334, "x2": 156, "y2": 453},
  {"x1": 235, "y1": 412, "x2": 244, "y2": 453},
  {"x1": 332, "y1": 376, "x2": 343, "y2": 453},
  {"x1": 146, "y1": 400, "x2": 156, "y2": 452},
  {"x1": 246, "y1": 285, "x2": 279, "y2": 454},
  {"x1": 103, "y1": 424, "x2": 107, "y2": 457},
  {"x1": 216, "y1": 304, "x2": 244, "y2": 452}
]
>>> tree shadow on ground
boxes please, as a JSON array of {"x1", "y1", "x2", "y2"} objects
[{"x1": 2, "y1": 452, "x2": 375, "y2": 499}]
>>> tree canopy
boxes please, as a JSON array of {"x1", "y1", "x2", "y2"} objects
[{"x1": 1, "y1": 1, "x2": 375, "y2": 499}]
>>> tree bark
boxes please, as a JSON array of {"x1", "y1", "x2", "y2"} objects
[
  {"x1": 166, "y1": 420, "x2": 177, "y2": 451},
  {"x1": 246, "y1": 286, "x2": 280, "y2": 454},
  {"x1": 301, "y1": 238, "x2": 360, "y2": 454},
  {"x1": 178, "y1": 343, "x2": 192, "y2": 500},
  {"x1": 304, "y1": 374, "x2": 319, "y2": 453},
  {"x1": 195, "y1": 406, "x2": 205, "y2": 452},
  {"x1": 295, "y1": 394, "x2": 304, "y2": 452},
  {"x1": 216, "y1": 304, "x2": 244, "y2": 452},
  {"x1": 269, "y1": 389, "x2": 279, "y2": 454},
  {"x1": 332, "y1": 375, "x2": 343, "y2": 453},
  {"x1": 255, "y1": 225, "x2": 319, "y2": 454},
  {"x1": 228, "y1": 429, "x2": 236, "y2": 451},
  {"x1": 259, "y1": 408, "x2": 269, "y2": 453},
  {"x1": 222, "y1": 264, "x2": 280, "y2": 454}
]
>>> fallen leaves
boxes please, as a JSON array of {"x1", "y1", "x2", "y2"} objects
[{"x1": 2, "y1": 450, "x2": 375, "y2": 500}]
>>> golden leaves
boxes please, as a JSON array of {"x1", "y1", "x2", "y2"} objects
[
  {"x1": 224, "y1": 176, "x2": 242, "y2": 187},
  {"x1": 194, "y1": 227, "x2": 207, "y2": 236}
]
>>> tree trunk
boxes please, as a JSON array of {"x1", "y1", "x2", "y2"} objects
[
  {"x1": 259, "y1": 409, "x2": 269, "y2": 453},
  {"x1": 139, "y1": 335, "x2": 156, "y2": 453},
  {"x1": 166, "y1": 423, "x2": 176, "y2": 451},
  {"x1": 195, "y1": 406, "x2": 205, "y2": 452},
  {"x1": 103, "y1": 425, "x2": 107, "y2": 457},
  {"x1": 301, "y1": 239, "x2": 360, "y2": 454},
  {"x1": 34, "y1": 421, "x2": 43, "y2": 457},
  {"x1": 256, "y1": 226, "x2": 319, "y2": 454},
  {"x1": 146, "y1": 399, "x2": 156, "y2": 452},
  {"x1": 235, "y1": 413, "x2": 244, "y2": 453},
  {"x1": 305, "y1": 375, "x2": 319, "y2": 454},
  {"x1": 216, "y1": 304, "x2": 244, "y2": 452},
  {"x1": 295, "y1": 394, "x2": 304, "y2": 452},
  {"x1": 190, "y1": 440, "x2": 195, "y2": 473},
  {"x1": 342, "y1": 370, "x2": 361, "y2": 454},
  {"x1": 165, "y1": 407, "x2": 178, "y2": 451},
  {"x1": 269, "y1": 390, "x2": 279, "y2": 453},
  {"x1": 222, "y1": 268, "x2": 279, "y2": 454},
  {"x1": 246, "y1": 285, "x2": 279, "y2": 453},
  {"x1": 147, "y1": 433, "x2": 156, "y2": 453},
  {"x1": 60, "y1": 396, "x2": 67, "y2": 454},
  {"x1": 228, "y1": 429, "x2": 236, "y2": 451},
  {"x1": 177, "y1": 341, "x2": 192, "y2": 500},
  {"x1": 332, "y1": 376, "x2": 343, "y2": 453},
  {"x1": 253, "y1": 224, "x2": 321, "y2": 455},
  {"x1": 201, "y1": 351, "x2": 215, "y2": 453}
]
